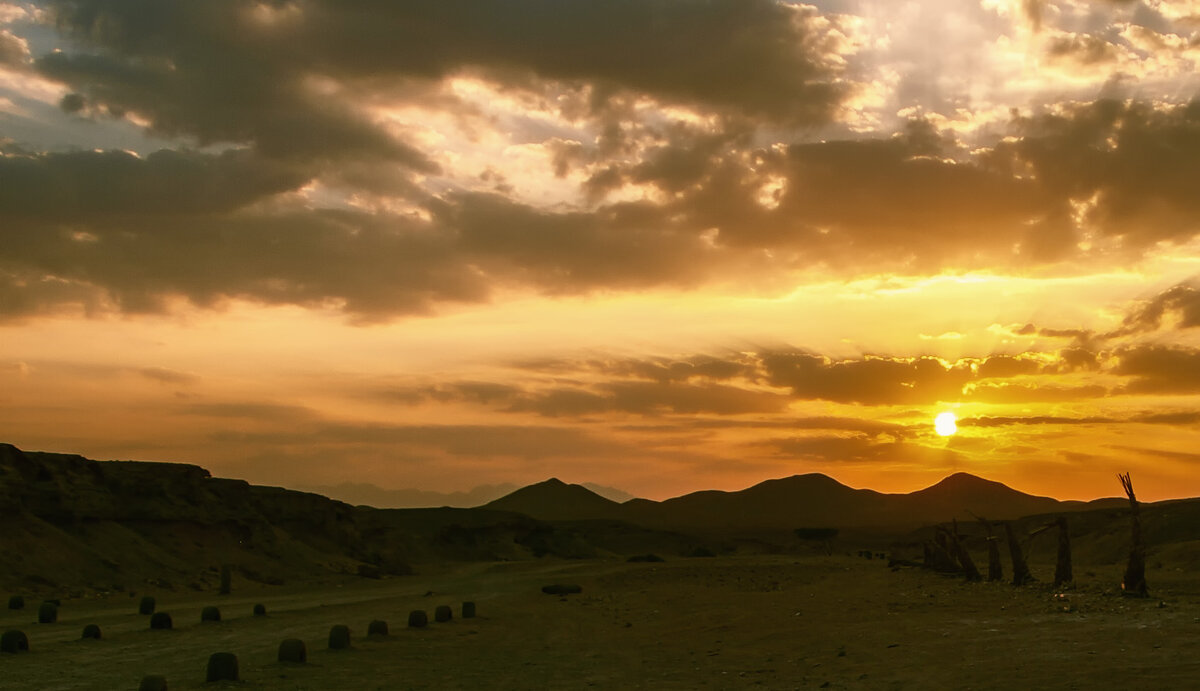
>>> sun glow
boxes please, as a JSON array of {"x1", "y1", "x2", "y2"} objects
[{"x1": 934, "y1": 411, "x2": 958, "y2": 437}]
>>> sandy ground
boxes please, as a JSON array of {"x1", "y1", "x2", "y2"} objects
[{"x1": 2, "y1": 554, "x2": 1198, "y2": 690}]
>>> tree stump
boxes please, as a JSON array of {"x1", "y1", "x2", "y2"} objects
[
  {"x1": 462, "y1": 601, "x2": 476, "y2": 619},
  {"x1": 278, "y1": 638, "x2": 307, "y2": 663},
  {"x1": 149, "y1": 612, "x2": 173, "y2": 630},
  {"x1": 1119, "y1": 473, "x2": 1148, "y2": 597},
  {"x1": 328, "y1": 624, "x2": 351, "y2": 649},
  {"x1": 408, "y1": 610, "x2": 428, "y2": 628},
  {"x1": 37, "y1": 601, "x2": 57, "y2": 624},
  {"x1": 137, "y1": 675, "x2": 167, "y2": 691},
  {"x1": 368, "y1": 619, "x2": 389, "y2": 636},
  {"x1": 1, "y1": 630, "x2": 29, "y2": 653},
  {"x1": 253, "y1": 603, "x2": 267, "y2": 616},
  {"x1": 435, "y1": 605, "x2": 453, "y2": 622},
  {"x1": 205, "y1": 652, "x2": 239, "y2": 682},
  {"x1": 1005, "y1": 522, "x2": 1034, "y2": 586},
  {"x1": 7, "y1": 596, "x2": 23, "y2": 610},
  {"x1": 1054, "y1": 516, "x2": 1073, "y2": 588},
  {"x1": 201, "y1": 606, "x2": 221, "y2": 622},
  {"x1": 81, "y1": 623, "x2": 102, "y2": 640},
  {"x1": 138, "y1": 596, "x2": 156, "y2": 615}
]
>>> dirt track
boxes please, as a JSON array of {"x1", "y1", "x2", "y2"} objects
[{"x1": 2, "y1": 555, "x2": 1198, "y2": 689}]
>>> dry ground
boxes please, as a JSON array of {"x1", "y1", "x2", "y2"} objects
[{"x1": 2, "y1": 554, "x2": 1198, "y2": 690}]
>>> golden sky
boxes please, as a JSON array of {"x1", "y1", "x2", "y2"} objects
[{"x1": 3, "y1": 0, "x2": 1200, "y2": 501}]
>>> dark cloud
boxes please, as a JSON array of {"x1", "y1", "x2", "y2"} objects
[
  {"x1": 0, "y1": 148, "x2": 305, "y2": 219},
  {"x1": 1045, "y1": 34, "x2": 1121, "y2": 66},
  {"x1": 976, "y1": 355, "x2": 1041, "y2": 379},
  {"x1": 211, "y1": 422, "x2": 630, "y2": 460},
  {"x1": 761, "y1": 351, "x2": 973, "y2": 405},
  {"x1": 38, "y1": 0, "x2": 847, "y2": 155},
  {"x1": 990, "y1": 100, "x2": 1200, "y2": 250},
  {"x1": 137, "y1": 366, "x2": 197, "y2": 385},
  {"x1": 1113, "y1": 345, "x2": 1200, "y2": 394},
  {"x1": 759, "y1": 434, "x2": 964, "y2": 466},
  {"x1": 1112, "y1": 280, "x2": 1200, "y2": 336},
  {"x1": 965, "y1": 382, "x2": 1108, "y2": 403},
  {"x1": 960, "y1": 415, "x2": 1116, "y2": 427}
]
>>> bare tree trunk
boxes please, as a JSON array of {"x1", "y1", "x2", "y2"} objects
[
  {"x1": 1054, "y1": 516, "x2": 1072, "y2": 588},
  {"x1": 1004, "y1": 521, "x2": 1033, "y2": 586},
  {"x1": 1118, "y1": 473, "x2": 1148, "y2": 597},
  {"x1": 942, "y1": 522, "x2": 981, "y2": 582},
  {"x1": 986, "y1": 537, "x2": 1003, "y2": 582}
]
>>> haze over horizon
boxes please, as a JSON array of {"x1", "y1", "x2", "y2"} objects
[{"x1": 4, "y1": 0, "x2": 1200, "y2": 502}]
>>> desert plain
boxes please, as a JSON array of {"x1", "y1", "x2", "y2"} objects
[{"x1": 4, "y1": 551, "x2": 1199, "y2": 690}]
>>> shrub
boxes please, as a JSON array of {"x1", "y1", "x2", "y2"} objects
[
  {"x1": 137, "y1": 675, "x2": 167, "y2": 691},
  {"x1": 541, "y1": 584, "x2": 582, "y2": 595},
  {"x1": 6, "y1": 596, "x2": 23, "y2": 610},
  {"x1": 328, "y1": 624, "x2": 351, "y2": 649},
  {"x1": 434, "y1": 605, "x2": 452, "y2": 622},
  {"x1": 81, "y1": 623, "x2": 102, "y2": 640},
  {"x1": 200, "y1": 606, "x2": 221, "y2": 622},
  {"x1": 149, "y1": 612, "x2": 173, "y2": 630},
  {"x1": 367, "y1": 619, "x2": 389, "y2": 636},
  {"x1": 205, "y1": 652, "x2": 239, "y2": 682},
  {"x1": 1, "y1": 630, "x2": 29, "y2": 653},
  {"x1": 462, "y1": 601, "x2": 476, "y2": 619},
  {"x1": 37, "y1": 601, "x2": 57, "y2": 624},
  {"x1": 687, "y1": 546, "x2": 716, "y2": 558},
  {"x1": 627, "y1": 554, "x2": 665, "y2": 563},
  {"x1": 277, "y1": 638, "x2": 307, "y2": 663},
  {"x1": 253, "y1": 603, "x2": 267, "y2": 616},
  {"x1": 407, "y1": 610, "x2": 428, "y2": 628},
  {"x1": 138, "y1": 596, "x2": 155, "y2": 615}
]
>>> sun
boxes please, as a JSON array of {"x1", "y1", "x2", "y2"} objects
[{"x1": 934, "y1": 411, "x2": 958, "y2": 437}]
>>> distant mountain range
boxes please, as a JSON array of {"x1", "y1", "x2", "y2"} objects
[
  {"x1": 484, "y1": 472, "x2": 1128, "y2": 529},
  {"x1": 302, "y1": 480, "x2": 636, "y2": 508}
]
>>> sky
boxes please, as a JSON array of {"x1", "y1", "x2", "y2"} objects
[{"x1": 3, "y1": 0, "x2": 1200, "y2": 502}]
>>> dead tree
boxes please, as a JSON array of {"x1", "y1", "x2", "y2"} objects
[
  {"x1": 939, "y1": 521, "x2": 981, "y2": 582},
  {"x1": 971, "y1": 513, "x2": 1004, "y2": 582},
  {"x1": 1004, "y1": 521, "x2": 1034, "y2": 586},
  {"x1": 1118, "y1": 473, "x2": 1148, "y2": 597},
  {"x1": 1054, "y1": 516, "x2": 1072, "y2": 588}
]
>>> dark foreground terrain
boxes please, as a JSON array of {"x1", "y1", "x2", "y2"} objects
[{"x1": 3, "y1": 553, "x2": 1198, "y2": 690}]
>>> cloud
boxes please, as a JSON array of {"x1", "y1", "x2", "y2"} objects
[
  {"x1": 758, "y1": 433, "x2": 966, "y2": 467},
  {"x1": 1113, "y1": 345, "x2": 1200, "y2": 394},
  {"x1": 760, "y1": 351, "x2": 973, "y2": 405},
  {"x1": 1111, "y1": 280, "x2": 1200, "y2": 335}
]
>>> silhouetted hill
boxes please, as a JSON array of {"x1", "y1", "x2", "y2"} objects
[
  {"x1": 483, "y1": 478, "x2": 624, "y2": 521},
  {"x1": 299, "y1": 481, "x2": 520, "y2": 508},
  {"x1": 489, "y1": 471, "x2": 1126, "y2": 530},
  {"x1": 0, "y1": 443, "x2": 645, "y2": 594}
]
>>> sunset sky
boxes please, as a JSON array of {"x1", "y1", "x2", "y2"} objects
[{"x1": 3, "y1": 0, "x2": 1200, "y2": 502}]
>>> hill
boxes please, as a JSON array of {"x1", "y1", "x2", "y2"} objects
[
  {"x1": 489, "y1": 471, "x2": 1125, "y2": 529},
  {"x1": 483, "y1": 478, "x2": 624, "y2": 521}
]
